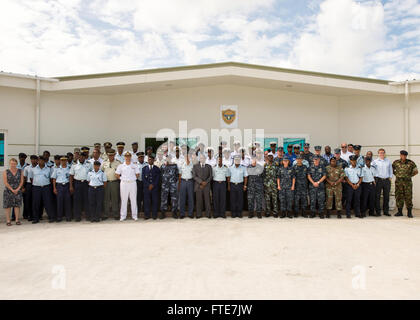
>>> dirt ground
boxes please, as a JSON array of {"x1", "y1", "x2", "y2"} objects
[{"x1": 0, "y1": 210, "x2": 419, "y2": 300}]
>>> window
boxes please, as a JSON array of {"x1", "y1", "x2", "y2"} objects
[
  {"x1": 283, "y1": 137, "x2": 306, "y2": 151},
  {"x1": 0, "y1": 132, "x2": 4, "y2": 167}
]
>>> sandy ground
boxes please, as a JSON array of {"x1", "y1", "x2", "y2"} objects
[{"x1": 0, "y1": 210, "x2": 419, "y2": 300}]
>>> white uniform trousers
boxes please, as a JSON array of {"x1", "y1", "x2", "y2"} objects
[{"x1": 120, "y1": 181, "x2": 138, "y2": 219}]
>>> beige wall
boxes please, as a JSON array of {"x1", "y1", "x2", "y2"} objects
[{"x1": 0, "y1": 83, "x2": 419, "y2": 207}]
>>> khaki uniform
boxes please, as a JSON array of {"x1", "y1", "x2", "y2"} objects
[{"x1": 101, "y1": 159, "x2": 122, "y2": 218}]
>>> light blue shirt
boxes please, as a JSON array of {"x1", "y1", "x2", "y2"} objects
[
  {"x1": 345, "y1": 166, "x2": 362, "y2": 184},
  {"x1": 29, "y1": 165, "x2": 51, "y2": 186},
  {"x1": 137, "y1": 162, "x2": 148, "y2": 181},
  {"x1": 70, "y1": 160, "x2": 93, "y2": 181},
  {"x1": 229, "y1": 165, "x2": 248, "y2": 183},
  {"x1": 212, "y1": 165, "x2": 230, "y2": 181},
  {"x1": 17, "y1": 162, "x2": 29, "y2": 170},
  {"x1": 115, "y1": 153, "x2": 125, "y2": 164},
  {"x1": 371, "y1": 158, "x2": 393, "y2": 179},
  {"x1": 178, "y1": 162, "x2": 194, "y2": 180},
  {"x1": 361, "y1": 165, "x2": 376, "y2": 183},
  {"x1": 87, "y1": 170, "x2": 107, "y2": 187},
  {"x1": 51, "y1": 166, "x2": 70, "y2": 184}
]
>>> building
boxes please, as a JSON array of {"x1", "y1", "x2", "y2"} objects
[{"x1": 1, "y1": 62, "x2": 419, "y2": 207}]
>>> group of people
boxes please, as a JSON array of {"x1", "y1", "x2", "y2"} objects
[{"x1": 2, "y1": 140, "x2": 418, "y2": 226}]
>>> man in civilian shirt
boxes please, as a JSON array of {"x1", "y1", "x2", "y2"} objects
[
  {"x1": 323, "y1": 146, "x2": 334, "y2": 163},
  {"x1": 372, "y1": 148, "x2": 393, "y2": 216},
  {"x1": 340, "y1": 143, "x2": 353, "y2": 163},
  {"x1": 361, "y1": 157, "x2": 376, "y2": 217}
]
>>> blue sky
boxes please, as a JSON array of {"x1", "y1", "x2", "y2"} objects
[{"x1": 0, "y1": 0, "x2": 419, "y2": 80}]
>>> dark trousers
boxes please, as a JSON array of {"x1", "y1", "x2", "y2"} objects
[
  {"x1": 179, "y1": 179, "x2": 194, "y2": 217},
  {"x1": 361, "y1": 182, "x2": 375, "y2": 215},
  {"x1": 213, "y1": 181, "x2": 226, "y2": 217},
  {"x1": 88, "y1": 186, "x2": 104, "y2": 221},
  {"x1": 50, "y1": 184, "x2": 57, "y2": 218},
  {"x1": 32, "y1": 185, "x2": 53, "y2": 221},
  {"x1": 144, "y1": 186, "x2": 159, "y2": 218},
  {"x1": 23, "y1": 183, "x2": 33, "y2": 219},
  {"x1": 195, "y1": 185, "x2": 211, "y2": 217},
  {"x1": 57, "y1": 183, "x2": 71, "y2": 220},
  {"x1": 375, "y1": 178, "x2": 390, "y2": 215},
  {"x1": 73, "y1": 180, "x2": 89, "y2": 220},
  {"x1": 230, "y1": 183, "x2": 244, "y2": 217},
  {"x1": 345, "y1": 184, "x2": 361, "y2": 216},
  {"x1": 136, "y1": 180, "x2": 144, "y2": 212}
]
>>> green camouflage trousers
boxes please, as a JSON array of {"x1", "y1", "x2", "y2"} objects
[
  {"x1": 395, "y1": 179, "x2": 413, "y2": 209},
  {"x1": 264, "y1": 184, "x2": 278, "y2": 214},
  {"x1": 326, "y1": 184, "x2": 342, "y2": 210}
]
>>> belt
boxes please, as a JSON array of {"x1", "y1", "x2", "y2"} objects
[
  {"x1": 231, "y1": 182, "x2": 243, "y2": 185},
  {"x1": 108, "y1": 180, "x2": 119, "y2": 182},
  {"x1": 89, "y1": 185, "x2": 104, "y2": 189},
  {"x1": 59, "y1": 183, "x2": 69, "y2": 186},
  {"x1": 121, "y1": 180, "x2": 135, "y2": 183},
  {"x1": 215, "y1": 181, "x2": 226, "y2": 183},
  {"x1": 362, "y1": 182, "x2": 375, "y2": 185},
  {"x1": 376, "y1": 177, "x2": 390, "y2": 180},
  {"x1": 75, "y1": 179, "x2": 87, "y2": 183},
  {"x1": 34, "y1": 184, "x2": 50, "y2": 188},
  {"x1": 181, "y1": 178, "x2": 193, "y2": 181}
]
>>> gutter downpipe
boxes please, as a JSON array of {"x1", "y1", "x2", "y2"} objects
[
  {"x1": 404, "y1": 81, "x2": 409, "y2": 152},
  {"x1": 35, "y1": 78, "x2": 40, "y2": 154}
]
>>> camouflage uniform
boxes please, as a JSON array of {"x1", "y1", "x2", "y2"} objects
[
  {"x1": 263, "y1": 162, "x2": 278, "y2": 214},
  {"x1": 325, "y1": 165, "x2": 345, "y2": 210},
  {"x1": 293, "y1": 164, "x2": 308, "y2": 214},
  {"x1": 336, "y1": 158, "x2": 349, "y2": 169},
  {"x1": 392, "y1": 159, "x2": 418, "y2": 209},
  {"x1": 277, "y1": 166, "x2": 295, "y2": 212},
  {"x1": 160, "y1": 163, "x2": 179, "y2": 213},
  {"x1": 308, "y1": 164, "x2": 327, "y2": 215},
  {"x1": 247, "y1": 164, "x2": 264, "y2": 213},
  {"x1": 310, "y1": 155, "x2": 328, "y2": 168},
  {"x1": 303, "y1": 151, "x2": 313, "y2": 163}
]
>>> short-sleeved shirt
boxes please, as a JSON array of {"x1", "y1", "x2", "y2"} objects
[
  {"x1": 178, "y1": 162, "x2": 194, "y2": 180},
  {"x1": 229, "y1": 165, "x2": 248, "y2": 183},
  {"x1": 137, "y1": 162, "x2": 148, "y2": 181},
  {"x1": 345, "y1": 166, "x2": 362, "y2": 184},
  {"x1": 101, "y1": 159, "x2": 121, "y2": 182},
  {"x1": 51, "y1": 166, "x2": 70, "y2": 184},
  {"x1": 87, "y1": 170, "x2": 107, "y2": 187},
  {"x1": 361, "y1": 165, "x2": 376, "y2": 183},
  {"x1": 70, "y1": 161, "x2": 93, "y2": 181},
  {"x1": 24, "y1": 165, "x2": 36, "y2": 183},
  {"x1": 115, "y1": 163, "x2": 140, "y2": 182},
  {"x1": 29, "y1": 165, "x2": 51, "y2": 186},
  {"x1": 212, "y1": 165, "x2": 230, "y2": 181}
]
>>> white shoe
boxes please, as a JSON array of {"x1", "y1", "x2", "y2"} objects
[
  {"x1": 120, "y1": 218, "x2": 126, "y2": 222},
  {"x1": 133, "y1": 217, "x2": 138, "y2": 221}
]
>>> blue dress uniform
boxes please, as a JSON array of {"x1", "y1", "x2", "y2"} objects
[
  {"x1": 345, "y1": 161, "x2": 363, "y2": 218},
  {"x1": 277, "y1": 163, "x2": 295, "y2": 218},
  {"x1": 142, "y1": 163, "x2": 161, "y2": 219},
  {"x1": 308, "y1": 158, "x2": 327, "y2": 218},
  {"x1": 87, "y1": 169, "x2": 107, "y2": 222},
  {"x1": 228, "y1": 161, "x2": 248, "y2": 218},
  {"x1": 212, "y1": 163, "x2": 230, "y2": 218},
  {"x1": 361, "y1": 162, "x2": 376, "y2": 216},
  {"x1": 178, "y1": 161, "x2": 195, "y2": 218},
  {"x1": 29, "y1": 164, "x2": 53, "y2": 223},
  {"x1": 51, "y1": 163, "x2": 71, "y2": 221},
  {"x1": 70, "y1": 159, "x2": 93, "y2": 221}
]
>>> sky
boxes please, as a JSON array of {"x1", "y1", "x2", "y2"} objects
[{"x1": 0, "y1": 0, "x2": 419, "y2": 81}]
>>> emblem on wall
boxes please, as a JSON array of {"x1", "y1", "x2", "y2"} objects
[{"x1": 220, "y1": 105, "x2": 238, "y2": 128}]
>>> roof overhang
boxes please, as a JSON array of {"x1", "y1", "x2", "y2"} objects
[{"x1": 1, "y1": 62, "x2": 419, "y2": 96}]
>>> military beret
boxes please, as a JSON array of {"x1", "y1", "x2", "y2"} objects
[
  {"x1": 30, "y1": 155, "x2": 39, "y2": 160},
  {"x1": 269, "y1": 141, "x2": 277, "y2": 146},
  {"x1": 400, "y1": 150, "x2": 408, "y2": 156},
  {"x1": 94, "y1": 143, "x2": 101, "y2": 147},
  {"x1": 132, "y1": 142, "x2": 138, "y2": 145},
  {"x1": 137, "y1": 151, "x2": 145, "y2": 156},
  {"x1": 124, "y1": 151, "x2": 132, "y2": 157},
  {"x1": 349, "y1": 155, "x2": 357, "y2": 161},
  {"x1": 18, "y1": 153, "x2": 27, "y2": 158},
  {"x1": 314, "y1": 146, "x2": 322, "y2": 151},
  {"x1": 353, "y1": 145, "x2": 361, "y2": 150},
  {"x1": 107, "y1": 149, "x2": 116, "y2": 155},
  {"x1": 313, "y1": 155, "x2": 321, "y2": 160},
  {"x1": 104, "y1": 142, "x2": 112, "y2": 148},
  {"x1": 93, "y1": 161, "x2": 101, "y2": 166},
  {"x1": 116, "y1": 142, "x2": 125, "y2": 147},
  {"x1": 54, "y1": 155, "x2": 61, "y2": 160},
  {"x1": 74, "y1": 148, "x2": 81, "y2": 153},
  {"x1": 334, "y1": 148, "x2": 341, "y2": 154},
  {"x1": 304, "y1": 143, "x2": 310, "y2": 147},
  {"x1": 60, "y1": 156, "x2": 68, "y2": 161},
  {"x1": 277, "y1": 147, "x2": 284, "y2": 151}
]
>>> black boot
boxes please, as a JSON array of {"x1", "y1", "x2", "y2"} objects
[
  {"x1": 394, "y1": 208, "x2": 403, "y2": 216},
  {"x1": 273, "y1": 212, "x2": 279, "y2": 218},
  {"x1": 408, "y1": 208, "x2": 413, "y2": 218},
  {"x1": 257, "y1": 212, "x2": 262, "y2": 219},
  {"x1": 301, "y1": 209, "x2": 307, "y2": 218},
  {"x1": 264, "y1": 212, "x2": 270, "y2": 217},
  {"x1": 287, "y1": 211, "x2": 293, "y2": 218},
  {"x1": 294, "y1": 211, "x2": 298, "y2": 218},
  {"x1": 310, "y1": 212, "x2": 315, "y2": 218},
  {"x1": 159, "y1": 212, "x2": 166, "y2": 219},
  {"x1": 337, "y1": 210, "x2": 342, "y2": 219},
  {"x1": 280, "y1": 211, "x2": 286, "y2": 218},
  {"x1": 248, "y1": 212, "x2": 254, "y2": 218},
  {"x1": 319, "y1": 212, "x2": 324, "y2": 219},
  {"x1": 172, "y1": 212, "x2": 178, "y2": 219},
  {"x1": 346, "y1": 213, "x2": 351, "y2": 219},
  {"x1": 326, "y1": 210, "x2": 331, "y2": 219}
]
